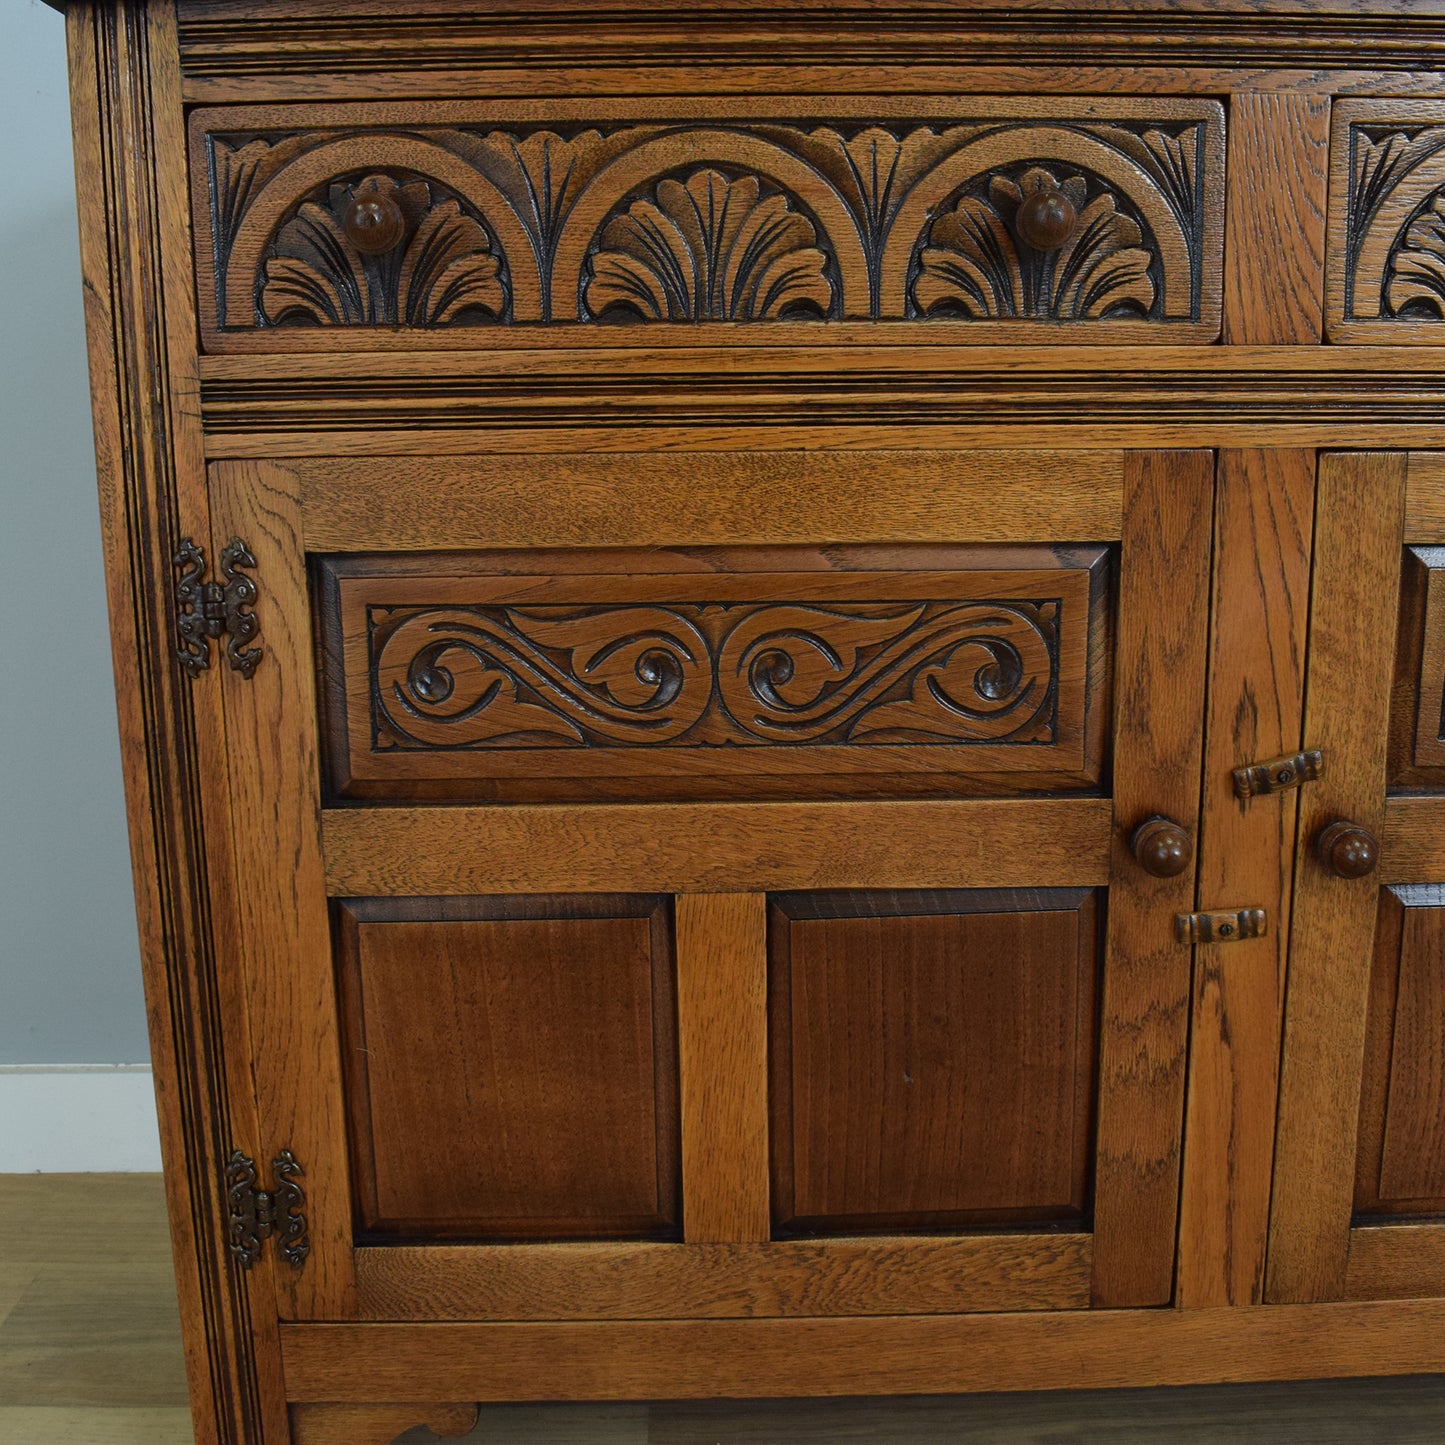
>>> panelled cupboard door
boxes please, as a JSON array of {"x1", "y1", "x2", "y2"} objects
[
  {"x1": 1268, "y1": 452, "x2": 1445, "y2": 1305},
  {"x1": 209, "y1": 448, "x2": 1212, "y2": 1326}
]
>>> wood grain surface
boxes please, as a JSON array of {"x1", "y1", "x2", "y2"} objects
[
  {"x1": 1177, "y1": 449, "x2": 1315, "y2": 1307},
  {"x1": 353, "y1": 1235, "x2": 1092, "y2": 1320},
  {"x1": 1267, "y1": 452, "x2": 1409, "y2": 1303},
  {"x1": 1090, "y1": 449, "x2": 1213, "y2": 1307},
  {"x1": 676, "y1": 895, "x2": 771, "y2": 1244},
  {"x1": 1223, "y1": 95, "x2": 1329, "y2": 344}
]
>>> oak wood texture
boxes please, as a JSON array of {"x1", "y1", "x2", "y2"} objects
[
  {"x1": 1090, "y1": 449, "x2": 1213, "y2": 1307},
  {"x1": 334, "y1": 895, "x2": 680, "y2": 1242},
  {"x1": 186, "y1": 95, "x2": 1224, "y2": 350},
  {"x1": 210, "y1": 459, "x2": 356, "y2": 1320},
  {"x1": 1267, "y1": 452, "x2": 1409, "y2": 1304},
  {"x1": 352, "y1": 1235, "x2": 1092, "y2": 1321},
  {"x1": 1354, "y1": 886, "x2": 1445, "y2": 1216},
  {"x1": 1223, "y1": 94, "x2": 1330, "y2": 344},
  {"x1": 289, "y1": 1403, "x2": 479, "y2": 1444},
  {"x1": 675, "y1": 895, "x2": 770, "y2": 1244},
  {"x1": 768, "y1": 890, "x2": 1099, "y2": 1235},
  {"x1": 293, "y1": 451, "x2": 1126, "y2": 551},
  {"x1": 1407, "y1": 452, "x2": 1445, "y2": 542},
  {"x1": 1345, "y1": 1224, "x2": 1445, "y2": 1302},
  {"x1": 278, "y1": 1300, "x2": 1445, "y2": 1403},
  {"x1": 321, "y1": 799, "x2": 1113, "y2": 897},
  {"x1": 1177, "y1": 449, "x2": 1315, "y2": 1308},
  {"x1": 1327, "y1": 99, "x2": 1445, "y2": 344},
  {"x1": 315, "y1": 544, "x2": 1110, "y2": 804},
  {"x1": 1388, "y1": 547, "x2": 1445, "y2": 786},
  {"x1": 64, "y1": 8, "x2": 290, "y2": 1444},
  {"x1": 1384, "y1": 796, "x2": 1445, "y2": 882},
  {"x1": 197, "y1": 348, "x2": 1445, "y2": 456}
]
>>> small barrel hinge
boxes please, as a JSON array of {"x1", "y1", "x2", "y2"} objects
[
  {"x1": 1233, "y1": 749, "x2": 1324, "y2": 799},
  {"x1": 1176, "y1": 908, "x2": 1269, "y2": 944}
]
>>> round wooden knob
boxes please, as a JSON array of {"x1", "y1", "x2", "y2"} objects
[
  {"x1": 1015, "y1": 187, "x2": 1079, "y2": 250},
  {"x1": 1316, "y1": 820, "x2": 1380, "y2": 879},
  {"x1": 1131, "y1": 816, "x2": 1193, "y2": 878},
  {"x1": 342, "y1": 191, "x2": 406, "y2": 254}
]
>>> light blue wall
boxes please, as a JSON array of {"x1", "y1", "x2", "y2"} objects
[{"x1": 0, "y1": 1, "x2": 149, "y2": 1064}]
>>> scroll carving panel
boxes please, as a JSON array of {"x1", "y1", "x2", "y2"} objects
[
  {"x1": 1329, "y1": 100, "x2": 1445, "y2": 342},
  {"x1": 190, "y1": 97, "x2": 1223, "y2": 347},
  {"x1": 315, "y1": 545, "x2": 1113, "y2": 803}
]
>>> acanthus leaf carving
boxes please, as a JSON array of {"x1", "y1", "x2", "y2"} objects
[
  {"x1": 583, "y1": 169, "x2": 836, "y2": 322},
  {"x1": 1386, "y1": 191, "x2": 1445, "y2": 318},
  {"x1": 260, "y1": 173, "x2": 507, "y2": 327},
  {"x1": 913, "y1": 167, "x2": 1156, "y2": 320}
]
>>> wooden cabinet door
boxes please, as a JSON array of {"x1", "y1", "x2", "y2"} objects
[
  {"x1": 1269, "y1": 452, "x2": 1445, "y2": 1304},
  {"x1": 208, "y1": 446, "x2": 1212, "y2": 1327}
]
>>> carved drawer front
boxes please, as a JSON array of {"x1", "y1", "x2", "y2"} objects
[
  {"x1": 315, "y1": 545, "x2": 1112, "y2": 804},
  {"x1": 1328, "y1": 100, "x2": 1445, "y2": 343},
  {"x1": 334, "y1": 894, "x2": 679, "y2": 1242},
  {"x1": 769, "y1": 888, "x2": 1101, "y2": 1235},
  {"x1": 190, "y1": 97, "x2": 1224, "y2": 350}
]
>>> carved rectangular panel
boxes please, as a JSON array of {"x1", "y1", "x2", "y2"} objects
[
  {"x1": 334, "y1": 894, "x2": 680, "y2": 1241},
  {"x1": 1355, "y1": 886, "x2": 1445, "y2": 1219},
  {"x1": 316, "y1": 545, "x2": 1112, "y2": 804},
  {"x1": 768, "y1": 888, "x2": 1101, "y2": 1235},
  {"x1": 1327, "y1": 101, "x2": 1445, "y2": 344},
  {"x1": 1390, "y1": 547, "x2": 1445, "y2": 787},
  {"x1": 189, "y1": 96, "x2": 1223, "y2": 350}
]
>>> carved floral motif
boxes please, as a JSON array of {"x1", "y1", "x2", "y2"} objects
[
  {"x1": 260, "y1": 173, "x2": 507, "y2": 327},
  {"x1": 370, "y1": 600, "x2": 1059, "y2": 750},
  {"x1": 1386, "y1": 191, "x2": 1445, "y2": 318},
  {"x1": 203, "y1": 112, "x2": 1217, "y2": 330},
  {"x1": 584, "y1": 170, "x2": 835, "y2": 321},
  {"x1": 913, "y1": 168, "x2": 1156, "y2": 320}
]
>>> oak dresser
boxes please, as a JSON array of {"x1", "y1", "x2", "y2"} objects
[{"x1": 54, "y1": 2, "x2": 1445, "y2": 1441}]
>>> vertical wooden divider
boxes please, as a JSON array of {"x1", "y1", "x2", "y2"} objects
[
  {"x1": 1223, "y1": 93, "x2": 1331, "y2": 344},
  {"x1": 1177, "y1": 450, "x2": 1315, "y2": 1307},
  {"x1": 1267, "y1": 453, "x2": 1408, "y2": 1303},
  {"x1": 676, "y1": 893, "x2": 772, "y2": 1242},
  {"x1": 1091, "y1": 451, "x2": 1213, "y2": 1308},
  {"x1": 212, "y1": 460, "x2": 357, "y2": 1321}
]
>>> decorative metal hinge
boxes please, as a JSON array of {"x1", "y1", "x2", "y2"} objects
[
  {"x1": 174, "y1": 537, "x2": 262, "y2": 679},
  {"x1": 1233, "y1": 748, "x2": 1324, "y2": 799},
  {"x1": 1176, "y1": 908, "x2": 1269, "y2": 944},
  {"x1": 225, "y1": 1149, "x2": 309, "y2": 1270}
]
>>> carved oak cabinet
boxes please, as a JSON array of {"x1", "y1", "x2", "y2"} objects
[{"x1": 55, "y1": 1, "x2": 1445, "y2": 1441}]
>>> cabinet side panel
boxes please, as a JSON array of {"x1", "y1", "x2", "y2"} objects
[{"x1": 64, "y1": 4, "x2": 286, "y2": 1442}]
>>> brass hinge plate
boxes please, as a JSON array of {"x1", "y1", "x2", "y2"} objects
[
  {"x1": 1233, "y1": 749, "x2": 1324, "y2": 799},
  {"x1": 174, "y1": 537, "x2": 262, "y2": 679},
  {"x1": 225, "y1": 1149, "x2": 309, "y2": 1270},
  {"x1": 1176, "y1": 908, "x2": 1269, "y2": 944}
]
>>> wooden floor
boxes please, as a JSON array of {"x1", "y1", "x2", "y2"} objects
[{"x1": 4, "y1": 1176, "x2": 1445, "y2": 1443}]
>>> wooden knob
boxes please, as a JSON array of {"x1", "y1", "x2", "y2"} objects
[
  {"x1": 1015, "y1": 187, "x2": 1079, "y2": 250},
  {"x1": 1315, "y1": 820, "x2": 1380, "y2": 879},
  {"x1": 1131, "y1": 816, "x2": 1193, "y2": 878},
  {"x1": 342, "y1": 191, "x2": 406, "y2": 254}
]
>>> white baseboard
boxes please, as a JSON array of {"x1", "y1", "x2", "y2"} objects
[{"x1": 0, "y1": 1065, "x2": 162, "y2": 1172}]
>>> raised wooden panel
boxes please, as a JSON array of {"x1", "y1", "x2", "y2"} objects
[
  {"x1": 1355, "y1": 885, "x2": 1445, "y2": 1219},
  {"x1": 1327, "y1": 100, "x2": 1445, "y2": 344},
  {"x1": 1389, "y1": 546, "x2": 1445, "y2": 787},
  {"x1": 315, "y1": 545, "x2": 1112, "y2": 804},
  {"x1": 768, "y1": 889, "x2": 1100, "y2": 1235},
  {"x1": 334, "y1": 894, "x2": 680, "y2": 1241},
  {"x1": 188, "y1": 97, "x2": 1224, "y2": 349}
]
